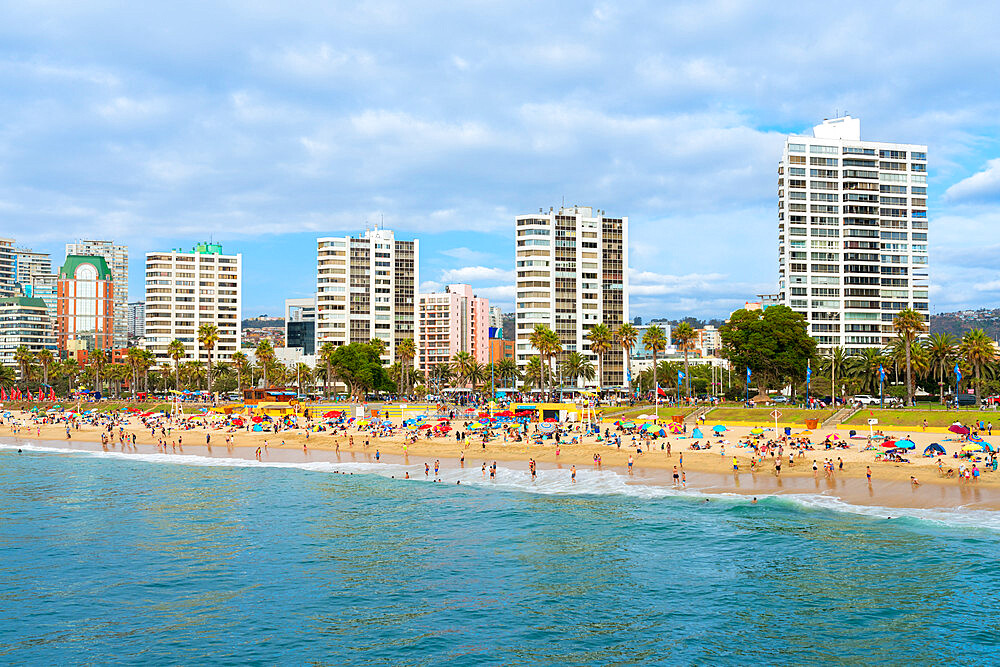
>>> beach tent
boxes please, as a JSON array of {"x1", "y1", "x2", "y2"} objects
[
  {"x1": 691, "y1": 427, "x2": 703, "y2": 439},
  {"x1": 657, "y1": 428, "x2": 667, "y2": 437},
  {"x1": 923, "y1": 443, "x2": 946, "y2": 456}
]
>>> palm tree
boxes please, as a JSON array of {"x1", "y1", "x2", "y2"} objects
[
  {"x1": 369, "y1": 338, "x2": 388, "y2": 358},
  {"x1": 960, "y1": 329, "x2": 996, "y2": 405},
  {"x1": 231, "y1": 351, "x2": 248, "y2": 397},
  {"x1": 294, "y1": 362, "x2": 312, "y2": 395},
  {"x1": 451, "y1": 351, "x2": 476, "y2": 388},
  {"x1": 495, "y1": 358, "x2": 520, "y2": 388},
  {"x1": 541, "y1": 327, "x2": 562, "y2": 399},
  {"x1": 846, "y1": 347, "x2": 888, "y2": 396},
  {"x1": 528, "y1": 324, "x2": 551, "y2": 396},
  {"x1": 927, "y1": 333, "x2": 959, "y2": 404},
  {"x1": 125, "y1": 347, "x2": 144, "y2": 397},
  {"x1": 616, "y1": 323, "x2": 638, "y2": 392},
  {"x1": 396, "y1": 338, "x2": 416, "y2": 396},
  {"x1": 672, "y1": 322, "x2": 696, "y2": 399},
  {"x1": 0, "y1": 365, "x2": 15, "y2": 390},
  {"x1": 90, "y1": 349, "x2": 107, "y2": 394},
  {"x1": 641, "y1": 325, "x2": 668, "y2": 403},
  {"x1": 13, "y1": 345, "x2": 33, "y2": 383},
  {"x1": 62, "y1": 358, "x2": 80, "y2": 393},
  {"x1": 892, "y1": 308, "x2": 926, "y2": 407},
  {"x1": 586, "y1": 323, "x2": 612, "y2": 391},
  {"x1": 167, "y1": 339, "x2": 186, "y2": 392},
  {"x1": 318, "y1": 341, "x2": 337, "y2": 397},
  {"x1": 36, "y1": 349, "x2": 54, "y2": 387},
  {"x1": 139, "y1": 349, "x2": 156, "y2": 394},
  {"x1": 561, "y1": 351, "x2": 595, "y2": 386},
  {"x1": 466, "y1": 361, "x2": 488, "y2": 389},
  {"x1": 255, "y1": 339, "x2": 275, "y2": 388},
  {"x1": 522, "y1": 356, "x2": 545, "y2": 391},
  {"x1": 183, "y1": 361, "x2": 206, "y2": 391},
  {"x1": 820, "y1": 346, "x2": 850, "y2": 405},
  {"x1": 198, "y1": 323, "x2": 220, "y2": 394}
]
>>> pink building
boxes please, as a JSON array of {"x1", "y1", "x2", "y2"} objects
[{"x1": 418, "y1": 284, "x2": 490, "y2": 375}]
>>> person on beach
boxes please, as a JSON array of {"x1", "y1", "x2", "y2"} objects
[
  {"x1": 774, "y1": 457, "x2": 781, "y2": 476},
  {"x1": 681, "y1": 471, "x2": 686, "y2": 487},
  {"x1": 812, "y1": 460, "x2": 818, "y2": 478},
  {"x1": 571, "y1": 465, "x2": 576, "y2": 482},
  {"x1": 732, "y1": 456, "x2": 739, "y2": 472},
  {"x1": 482, "y1": 463, "x2": 486, "y2": 478},
  {"x1": 866, "y1": 466, "x2": 872, "y2": 483},
  {"x1": 627, "y1": 455, "x2": 634, "y2": 474},
  {"x1": 375, "y1": 449, "x2": 380, "y2": 461},
  {"x1": 672, "y1": 466, "x2": 679, "y2": 485},
  {"x1": 425, "y1": 463, "x2": 430, "y2": 476},
  {"x1": 910, "y1": 475, "x2": 920, "y2": 486}
]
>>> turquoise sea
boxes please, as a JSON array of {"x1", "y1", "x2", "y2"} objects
[{"x1": 2, "y1": 440, "x2": 999, "y2": 665}]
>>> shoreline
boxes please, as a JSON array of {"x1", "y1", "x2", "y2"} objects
[{"x1": 6, "y1": 429, "x2": 1000, "y2": 513}]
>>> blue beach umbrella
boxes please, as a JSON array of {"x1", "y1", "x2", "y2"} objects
[
  {"x1": 712, "y1": 425, "x2": 727, "y2": 433},
  {"x1": 895, "y1": 439, "x2": 916, "y2": 450}
]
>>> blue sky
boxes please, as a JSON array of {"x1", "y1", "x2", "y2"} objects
[{"x1": 3, "y1": 1, "x2": 1000, "y2": 318}]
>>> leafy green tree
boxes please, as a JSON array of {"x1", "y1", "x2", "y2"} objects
[
  {"x1": 395, "y1": 338, "x2": 416, "y2": 395},
  {"x1": 36, "y1": 349, "x2": 54, "y2": 386},
  {"x1": 13, "y1": 345, "x2": 33, "y2": 383},
  {"x1": 927, "y1": 333, "x2": 958, "y2": 404},
  {"x1": 0, "y1": 365, "x2": 15, "y2": 389},
  {"x1": 561, "y1": 351, "x2": 595, "y2": 386},
  {"x1": 329, "y1": 342, "x2": 394, "y2": 401},
  {"x1": 960, "y1": 328, "x2": 996, "y2": 405},
  {"x1": 495, "y1": 358, "x2": 520, "y2": 388},
  {"x1": 198, "y1": 323, "x2": 220, "y2": 395},
  {"x1": 522, "y1": 356, "x2": 545, "y2": 391},
  {"x1": 231, "y1": 351, "x2": 248, "y2": 396},
  {"x1": 719, "y1": 306, "x2": 816, "y2": 396},
  {"x1": 255, "y1": 339, "x2": 275, "y2": 388}
]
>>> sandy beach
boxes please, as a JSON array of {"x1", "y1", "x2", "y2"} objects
[{"x1": 6, "y1": 407, "x2": 1000, "y2": 511}]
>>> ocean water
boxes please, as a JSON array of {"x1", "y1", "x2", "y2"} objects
[{"x1": 2, "y1": 441, "x2": 1000, "y2": 665}]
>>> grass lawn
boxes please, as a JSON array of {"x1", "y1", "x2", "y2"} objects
[
  {"x1": 4, "y1": 400, "x2": 180, "y2": 414},
  {"x1": 704, "y1": 407, "x2": 837, "y2": 425},
  {"x1": 843, "y1": 408, "x2": 997, "y2": 427},
  {"x1": 600, "y1": 405, "x2": 696, "y2": 420}
]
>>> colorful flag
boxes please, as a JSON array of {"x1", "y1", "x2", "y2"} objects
[
  {"x1": 746, "y1": 367, "x2": 752, "y2": 382},
  {"x1": 49, "y1": 387, "x2": 56, "y2": 401},
  {"x1": 879, "y1": 365, "x2": 885, "y2": 383},
  {"x1": 0, "y1": 387, "x2": 5, "y2": 401},
  {"x1": 656, "y1": 384, "x2": 667, "y2": 397},
  {"x1": 955, "y1": 364, "x2": 962, "y2": 383}
]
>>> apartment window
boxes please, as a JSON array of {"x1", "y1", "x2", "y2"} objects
[
  {"x1": 788, "y1": 143, "x2": 806, "y2": 153},
  {"x1": 911, "y1": 152, "x2": 927, "y2": 160},
  {"x1": 810, "y1": 157, "x2": 838, "y2": 166},
  {"x1": 810, "y1": 145, "x2": 837, "y2": 154},
  {"x1": 788, "y1": 155, "x2": 806, "y2": 164},
  {"x1": 789, "y1": 167, "x2": 806, "y2": 176}
]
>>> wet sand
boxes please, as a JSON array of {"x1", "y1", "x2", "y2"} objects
[{"x1": 6, "y1": 427, "x2": 1000, "y2": 512}]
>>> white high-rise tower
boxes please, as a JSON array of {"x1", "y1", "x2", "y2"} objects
[{"x1": 777, "y1": 116, "x2": 929, "y2": 350}]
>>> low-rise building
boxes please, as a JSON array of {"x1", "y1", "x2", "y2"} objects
[{"x1": 0, "y1": 295, "x2": 56, "y2": 371}]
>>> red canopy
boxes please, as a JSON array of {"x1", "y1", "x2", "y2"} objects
[
  {"x1": 544, "y1": 417, "x2": 557, "y2": 422},
  {"x1": 418, "y1": 424, "x2": 431, "y2": 429},
  {"x1": 323, "y1": 410, "x2": 342, "y2": 418}
]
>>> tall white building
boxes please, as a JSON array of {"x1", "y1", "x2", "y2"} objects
[
  {"x1": 777, "y1": 116, "x2": 929, "y2": 350},
  {"x1": 489, "y1": 305, "x2": 504, "y2": 331},
  {"x1": 0, "y1": 238, "x2": 14, "y2": 297},
  {"x1": 13, "y1": 248, "x2": 52, "y2": 286},
  {"x1": 127, "y1": 301, "x2": 145, "y2": 340},
  {"x1": 514, "y1": 205, "x2": 628, "y2": 387},
  {"x1": 66, "y1": 240, "x2": 129, "y2": 348},
  {"x1": 143, "y1": 242, "x2": 241, "y2": 365},
  {"x1": 315, "y1": 228, "x2": 418, "y2": 362}
]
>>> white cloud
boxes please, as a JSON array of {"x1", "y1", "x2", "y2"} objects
[
  {"x1": 439, "y1": 247, "x2": 497, "y2": 263},
  {"x1": 945, "y1": 159, "x2": 1000, "y2": 203},
  {"x1": 440, "y1": 265, "x2": 514, "y2": 283}
]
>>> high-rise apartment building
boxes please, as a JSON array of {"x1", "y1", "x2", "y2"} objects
[
  {"x1": 285, "y1": 297, "x2": 316, "y2": 355},
  {"x1": 143, "y1": 242, "x2": 241, "y2": 365},
  {"x1": 777, "y1": 116, "x2": 929, "y2": 350},
  {"x1": 0, "y1": 238, "x2": 14, "y2": 297},
  {"x1": 417, "y1": 284, "x2": 490, "y2": 375},
  {"x1": 514, "y1": 205, "x2": 628, "y2": 387},
  {"x1": 127, "y1": 301, "x2": 145, "y2": 340},
  {"x1": 13, "y1": 248, "x2": 52, "y2": 286},
  {"x1": 56, "y1": 255, "x2": 115, "y2": 355},
  {"x1": 489, "y1": 305, "x2": 504, "y2": 331},
  {"x1": 66, "y1": 240, "x2": 129, "y2": 348},
  {"x1": 0, "y1": 295, "x2": 55, "y2": 371},
  {"x1": 315, "y1": 228, "x2": 418, "y2": 362}
]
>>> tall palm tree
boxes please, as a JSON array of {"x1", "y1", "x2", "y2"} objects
[
  {"x1": 641, "y1": 325, "x2": 667, "y2": 403},
  {"x1": 13, "y1": 345, "x2": 33, "y2": 383},
  {"x1": 319, "y1": 341, "x2": 337, "y2": 397},
  {"x1": 35, "y1": 349, "x2": 54, "y2": 386},
  {"x1": 451, "y1": 351, "x2": 476, "y2": 388},
  {"x1": 139, "y1": 349, "x2": 156, "y2": 394},
  {"x1": 0, "y1": 365, "x2": 15, "y2": 390},
  {"x1": 846, "y1": 347, "x2": 888, "y2": 396},
  {"x1": 820, "y1": 346, "x2": 850, "y2": 405},
  {"x1": 90, "y1": 349, "x2": 107, "y2": 394},
  {"x1": 960, "y1": 328, "x2": 996, "y2": 405},
  {"x1": 62, "y1": 358, "x2": 80, "y2": 393},
  {"x1": 672, "y1": 322, "x2": 696, "y2": 399},
  {"x1": 561, "y1": 351, "x2": 595, "y2": 387},
  {"x1": 529, "y1": 324, "x2": 556, "y2": 398},
  {"x1": 255, "y1": 339, "x2": 275, "y2": 388},
  {"x1": 125, "y1": 347, "x2": 144, "y2": 397},
  {"x1": 927, "y1": 333, "x2": 959, "y2": 404},
  {"x1": 368, "y1": 338, "x2": 388, "y2": 358},
  {"x1": 616, "y1": 323, "x2": 638, "y2": 392},
  {"x1": 586, "y1": 323, "x2": 612, "y2": 391},
  {"x1": 294, "y1": 362, "x2": 313, "y2": 394},
  {"x1": 522, "y1": 356, "x2": 545, "y2": 391},
  {"x1": 396, "y1": 338, "x2": 416, "y2": 396},
  {"x1": 197, "y1": 323, "x2": 220, "y2": 394},
  {"x1": 231, "y1": 351, "x2": 248, "y2": 397},
  {"x1": 892, "y1": 308, "x2": 926, "y2": 407},
  {"x1": 495, "y1": 358, "x2": 520, "y2": 388},
  {"x1": 167, "y1": 339, "x2": 186, "y2": 392},
  {"x1": 540, "y1": 327, "x2": 562, "y2": 400}
]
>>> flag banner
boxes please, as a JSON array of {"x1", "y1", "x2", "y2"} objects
[{"x1": 955, "y1": 364, "x2": 962, "y2": 382}]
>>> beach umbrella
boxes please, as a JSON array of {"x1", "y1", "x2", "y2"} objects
[
  {"x1": 962, "y1": 443, "x2": 986, "y2": 452},
  {"x1": 895, "y1": 439, "x2": 916, "y2": 450},
  {"x1": 949, "y1": 424, "x2": 970, "y2": 435},
  {"x1": 670, "y1": 423, "x2": 683, "y2": 434},
  {"x1": 538, "y1": 422, "x2": 556, "y2": 434},
  {"x1": 419, "y1": 424, "x2": 431, "y2": 429},
  {"x1": 881, "y1": 441, "x2": 899, "y2": 448},
  {"x1": 712, "y1": 425, "x2": 727, "y2": 433},
  {"x1": 691, "y1": 427, "x2": 703, "y2": 439},
  {"x1": 468, "y1": 423, "x2": 482, "y2": 430},
  {"x1": 622, "y1": 421, "x2": 635, "y2": 428},
  {"x1": 750, "y1": 427, "x2": 764, "y2": 435},
  {"x1": 436, "y1": 417, "x2": 449, "y2": 421},
  {"x1": 640, "y1": 423, "x2": 650, "y2": 431}
]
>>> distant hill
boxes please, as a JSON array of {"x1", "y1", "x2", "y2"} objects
[
  {"x1": 242, "y1": 317, "x2": 284, "y2": 329},
  {"x1": 931, "y1": 308, "x2": 1000, "y2": 339}
]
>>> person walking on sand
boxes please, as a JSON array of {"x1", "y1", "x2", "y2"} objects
[
  {"x1": 812, "y1": 460, "x2": 818, "y2": 478},
  {"x1": 571, "y1": 465, "x2": 577, "y2": 482},
  {"x1": 672, "y1": 466, "x2": 679, "y2": 485},
  {"x1": 732, "y1": 456, "x2": 739, "y2": 472},
  {"x1": 866, "y1": 466, "x2": 872, "y2": 483},
  {"x1": 627, "y1": 455, "x2": 634, "y2": 474}
]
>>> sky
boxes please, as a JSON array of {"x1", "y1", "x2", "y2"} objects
[{"x1": 3, "y1": 0, "x2": 1000, "y2": 319}]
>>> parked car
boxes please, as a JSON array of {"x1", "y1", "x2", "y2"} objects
[
  {"x1": 769, "y1": 396, "x2": 789, "y2": 404},
  {"x1": 852, "y1": 394, "x2": 880, "y2": 406}
]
